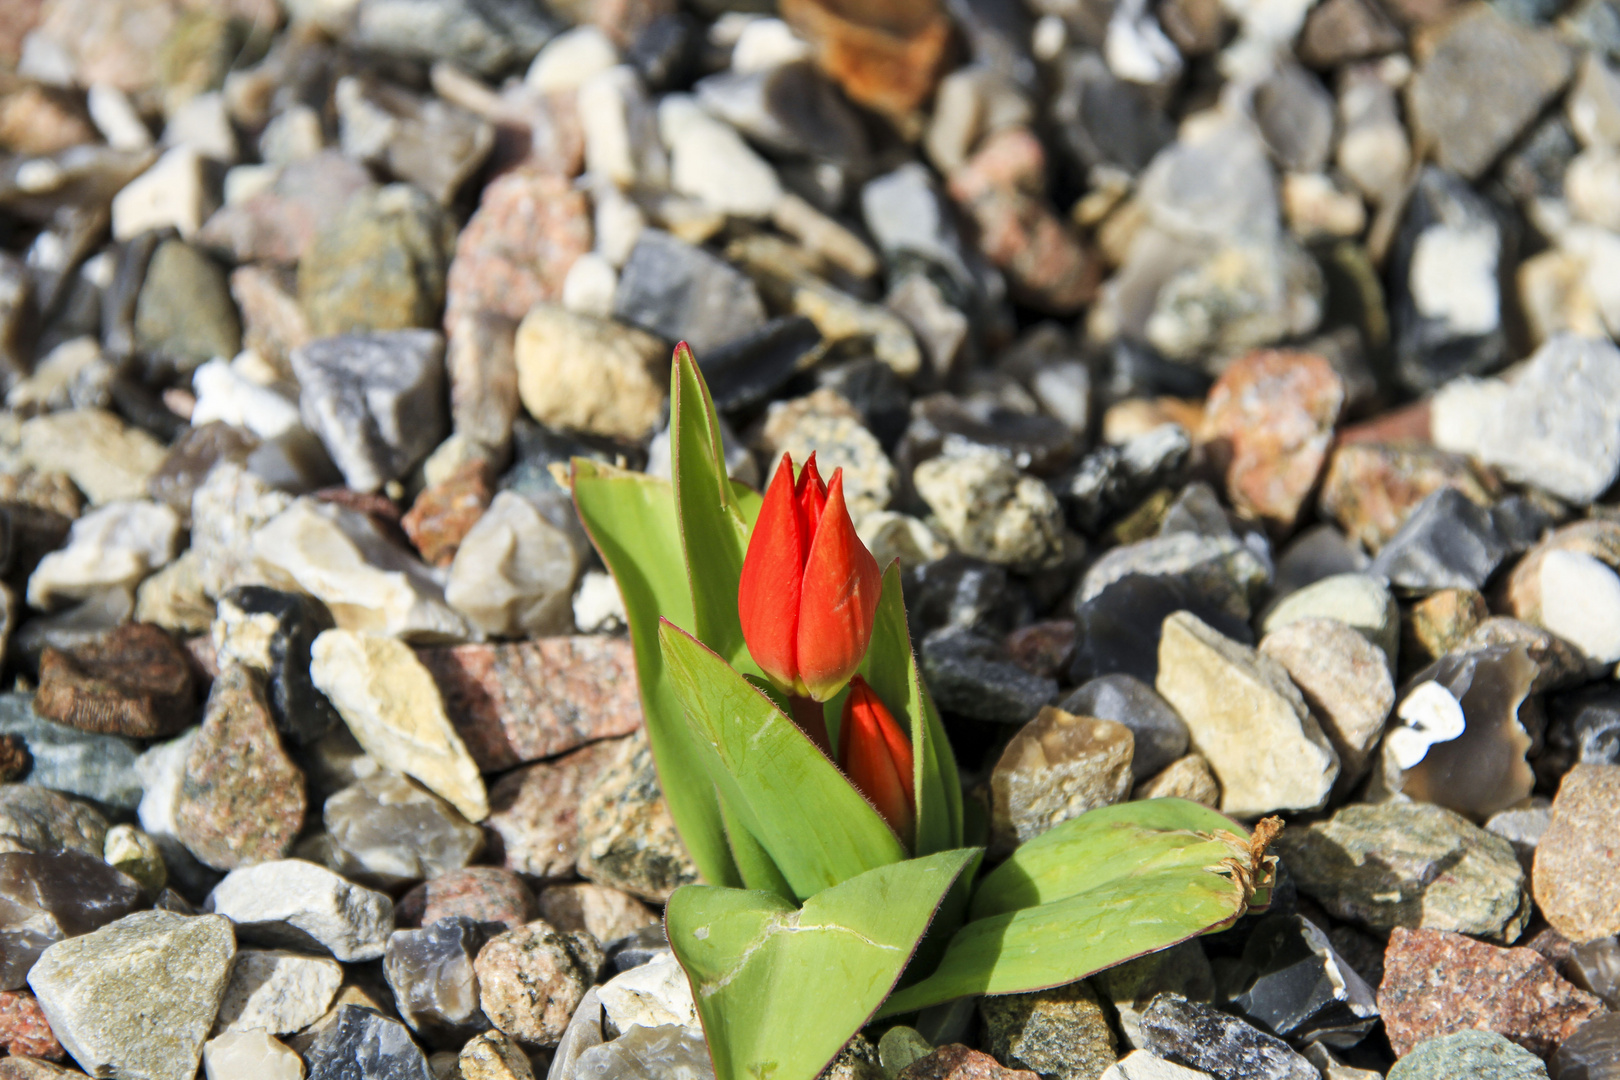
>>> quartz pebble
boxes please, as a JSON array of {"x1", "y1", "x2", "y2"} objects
[
  {"x1": 205, "y1": 859, "x2": 394, "y2": 962},
  {"x1": 597, "y1": 951, "x2": 698, "y2": 1034},
  {"x1": 213, "y1": 948, "x2": 344, "y2": 1035},
  {"x1": 202, "y1": 1029, "x2": 305, "y2": 1080}
]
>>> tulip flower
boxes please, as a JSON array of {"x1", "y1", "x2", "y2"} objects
[
  {"x1": 839, "y1": 676, "x2": 916, "y2": 845},
  {"x1": 738, "y1": 452, "x2": 882, "y2": 703}
]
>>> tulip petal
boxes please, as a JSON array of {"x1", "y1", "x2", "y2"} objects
[
  {"x1": 796, "y1": 469, "x2": 882, "y2": 702},
  {"x1": 795, "y1": 453, "x2": 827, "y2": 538},
  {"x1": 738, "y1": 453, "x2": 805, "y2": 692},
  {"x1": 840, "y1": 678, "x2": 916, "y2": 845}
]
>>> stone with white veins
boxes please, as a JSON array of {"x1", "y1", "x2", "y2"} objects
[
  {"x1": 446, "y1": 490, "x2": 583, "y2": 640},
  {"x1": 205, "y1": 859, "x2": 394, "y2": 961},
  {"x1": 28, "y1": 911, "x2": 235, "y2": 1080},
  {"x1": 213, "y1": 948, "x2": 344, "y2": 1035},
  {"x1": 1539, "y1": 549, "x2": 1620, "y2": 665},
  {"x1": 26, "y1": 499, "x2": 179, "y2": 610},
  {"x1": 658, "y1": 94, "x2": 782, "y2": 218},
  {"x1": 1432, "y1": 334, "x2": 1620, "y2": 505},
  {"x1": 252, "y1": 498, "x2": 474, "y2": 643},
  {"x1": 290, "y1": 330, "x2": 447, "y2": 494},
  {"x1": 1155, "y1": 611, "x2": 1339, "y2": 817},
  {"x1": 310, "y1": 629, "x2": 489, "y2": 820}
]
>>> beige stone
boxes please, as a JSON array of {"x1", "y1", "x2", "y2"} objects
[
  {"x1": 310, "y1": 630, "x2": 489, "y2": 821},
  {"x1": 460, "y1": 1029, "x2": 534, "y2": 1080},
  {"x1": 18, "y1": 409, "x2": 167, "y2": 505},
  {"x1": 990, "y1": 707, "x2": 1133, "y2": 854},
  {"x1": 1133, "y1": 754, "x2": 1220, "y2": 808},
  {"x1": 513, "y1": 305, "x2": 666, "y2": 442},
  {"x1": 1260, "y1": 617, "x2": 1394, "y2": 789},
  {"x1": 1155, "y1": 612, "x2": 1339, "y2": 817},
  {"x1": 537, "y1": 883, "x2": 658, "y2": 945}
]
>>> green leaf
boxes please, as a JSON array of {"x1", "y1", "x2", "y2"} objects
[
  {"x1": 572, "y1": 460, "x2": 738, "y2": 889},
  {"x1": 721, "y1": 796, "x2": 794, "y2": 902},
  {"x1": 971, "y1": 799, "x2": 1251, "y2": 919},
  {"x1": 879, "y1": 802, "x2": 1272, "y2": 1016},
  {"x1": 659, "y1": 621, "x2": 907, "y2": 899},
  {"x1": 670, "y1": 344, "x2": 761, "y2": 673},
  {"x1": 667, "y1": 849, "x2": 980, "y2": 1080},
  {"x1": 855, "y1": 562, "x2": 963, "y2": 856}
]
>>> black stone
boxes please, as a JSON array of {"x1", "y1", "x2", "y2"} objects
[
  {"x1": 100, "y1": 230, "x2": 164, "y2": 363},
  {"x1": 0, "y1": 500, "x2": 72, "y2": 586},
  {"x1": 700, "y1": 316, "x2": 821, "y2": 415},
  {"x1": 1060, "y1": 673, "x2": 1189, "y2": 780},
  {"x1": 818, "y1": 359, "x2": 911, "y2": 451},
  {"x1": 1061, "y1": 424, "x2": 1192, "y2": 534},
  {"x1": 501, "y1": 419, "x2": 641, "y2": 497},
  {"x1": 219, "y1": 586, "x2": 341, "y2": 745},
  {"x1": 945, "y1": 0, "x2": 1037, "y2": 88},
  {"x1": 1141, "y1": 993, "x2": 1318, "y2": 1080},
  {"x1": 1501, "y1": 114, "x2": 1579, "y2": 203},
  {"x1": 919, "y1": 625, "x2": 1057, "y2": 724},
  {"x1": 1389, "y1": 168, "x2": 1510, "y2": 392},
  {"x1": 302, "y1": 1005, "x2": 433, "y2": 1080},
  {"x1": 1232, "y1": 915, "x2": 1379, "y2": 1048},
  {"x1": 627, "y1": 13, "x2": 698, "y2": 92},
  {"x1": 1049, "y1": 52, "x2": 1174, "y2": 178},
  {"x1": 603, "y1": 923, "x2": 673, "y2": 976},
  {"x1": 1102, "y1": 338, "x2": 1214, "y2": 402},
  {"x1": 1367, "y1": 487, "x2": 1510, "y2": 591},
  {"x1": 1544, "y1": 682, "x2": 1620, "y2": 775},
  {"x1": 900, "y1": 393, "x2": 1081, "y2": 479},
  {"x1": 902, "y1": 554, "x2": 1031, "y2": 638},
  {"x1": 612, "y1": 229, "x2": 765, "y2": 355},
  {"x1": 1071, "y1": 573, "x2": 1254, "y2": 686}
]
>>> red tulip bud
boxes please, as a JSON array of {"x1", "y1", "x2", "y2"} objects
[
  {"x1": 839, "y1": 676, "x2": 916, "y2": 845},
  {"x1": 737, "y1": 452, "x2": 882, "y2": 702}
]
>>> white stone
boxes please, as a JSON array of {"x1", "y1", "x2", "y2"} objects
[
  {"x1": 204, "y1": 1029, "x2": 306, "y2": 1080},
  {"x1": 561, "y1": 252, "x2": 619, "y2": 319},
  {"x1": 1568, "y1": 147, "x2": 1620, "y2": 231},
  {"x1": 573, "y1": 569, "x2": 627, "y2": 635},
  {"x1": 446, "y1": 491, "x2": 582, "y2": 639},
  {"x1": 259, "y1": 104, "x2": 325, "y2": 164},
  {"x1": 1410, "y1": 223, "x2": 1501, "y2": 335},
  {"x1": 111, "y1": 146, "x2": 216, "y2": 242},
  {"x1": 1336, "y1": 70, "x2": 1409, "y2": 203},
  {"x1": 592, "y1": 183, "x2": 647, "y2": 268},
  {"x1": 253, "y1": 498, "x2": 475, "y2": 642},
  {"x1": 310, "y1": 629, "x2": 489, "y2": 820},
  {"x1": 659, "y1": 94, "x2": 782, "y2": 218},
  {"x1": 223, "y1": 163, "x2": 281, "y2": 206},
  {"x1": 191, "y1": 355, "x2": 305, "y2": 440},
  {"x1": 1539, "y1": 549, "x2": 1620, "y2": 664},
  {"x1": 730, "y1": 18, "x2": 811, "y2": 73},
  {"x1": 206, "y1": 860, "x2": 394, "y2": 961},
  {"x1": 1386, "y1": 681, "x2": 1467, "y2": 770},
  {"x1": 136, "y1": 727, "x2": 200, "y2": 844},
  {"x1": 87, "y1": 84, "x2": 153, "y2": 150},
  {"x1": 27, "y1": 499, "x2": 180, "y2": 611},
  {"x1": 579, "y1": 66, "x2": 667, "y2": 190},
  {"x1": 856, "y1": 511, "x2": 950, "y2": 569},
  {"x1": 1107, "y1": 0, "x2": 1183, "y2": 84},
  {"x1": 1101, "y1": 1051, "x2": 1214, "y2": 1080},
  {"x1": 526, "y1": 26, "x2": 619, "y2": 93},
  {"x1": 190, "y1": 462, "x2": 293, "y2": 598},
  {"x1": 598, "y1": 953, "x2": 699, "y2": 1036},
  {"x1": 165, "y1": 92, "x2": 239, "y2": 163},
  {"x1": 914, "y1": 445, "x2": 1068, "y2": 571},
  {"x1": 215, "y1": 949, "x2": 344, "y2": 1035}
]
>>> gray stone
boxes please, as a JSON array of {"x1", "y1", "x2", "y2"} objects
[
  {"x1": 353, "y1": 0, "x2": 556, "y2": 76},
  {"x1": 695, "y1": 61, "x2": 869, "y2": 171},
  {"x1": 384, "y1": 916, "x2": 494, "y2": 1046},
  {"x1": 206, "y1": 859, "x2": 394, "y2": 961},
  {"x1": 1387, "y1": 1030, "x2": 1550, "y2": 1080},
  {"x1": 1231, "y1": 915, "x2": 1378, "y2": 1049},
  {"x1": 1433, "y1": 334, "x2": 1620, "y2": 505},
  {"x1": 1093, "y1": 941, "x2": 1216, "y2": 1051},
  {"x1": 573, "y1": 1024, "x2": 714, "y2": 1080},
  {"x1": 0, "y1": 694, "x2": 142, "y2": 809},
  {"x1": 1551, "y1": 1013, "x2": 1620, "y2": 1080},
  {"x1": 28, "y1": 911, "x2": 235, "y2": 1080},
  {"x1": 576, "y1": 731, "x2": 700, "y2": 904},
  {"x1": 1259, "y1": 619, "x2": 1393, "y2": 790},
  {"x1": 1274, "y1": 801, "x2": 1530, "y2": 942},
  {"x1": 445, "y1": 490, "x2": 583, "y2": 639},
  {"x1": 133, "y1": 239, "x2": 241, "y2": 376},
  {"x1": 922, "y1": 626, "x2": 1058, "y2": 725},
  {"x1": 302, "y1": 1003, "x2": 434, "y2": 1080},
  {"x1": 1406, "y1": 5, "x2": 1573, "y2": 182},
  {"x1": 1060, "y1": 674, "x2": 1188, "y2": 781},
  {"x1": 1254, "y1": 64, "x2": 1335, "y2": 174},
  {"x1": 334, "y1": 76, "x2": 494, "y2": 206},
  {"x1": 613, "y1": 230, "x2": 767, "y2": 355},
  {"x1": 0, "y1": 786, "x2": 107, "y2": 857},
  {"x1": 325, "y1": 771, "x2": 484, "y2": 889},
  {"x1": 290, "y1": 330, "x2": 448, "y2": 494},
  {"x1": 1139, "y1": 994, "x2": 1316, "y2": 1080},
  {"x1": 213, "y1": 948, "x2": 344, "y2": 1035},
  {"x1": 980, "y1": 981, "x2": 1118, "y2": 1080},
  {"x1": 1368, "y1": 487, "x2": 1510, "y2": 591},
  {"x1": 1082, "y1": 533, "x2": 1269, "y2": 623}
]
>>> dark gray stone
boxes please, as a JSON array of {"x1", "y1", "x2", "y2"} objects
[
  {"x1": 383, "y1": 916, "x2": 494, "y2": 1047},
  {"x1": 301, "y1": 1004, "x2": 433, "y2": 1079},
  {"x1": 1368, "y1": 487, "x2": 1510, "y2": 591},
  {"x1": 1140, "y1": 993, "x2": 1317, "y2": 1080},
  {"x1": 216, "y1": 586, "x2": 340, "y2": 745},
  {"x1": 352, "y1": 0, "x2": 558, "y2": 76},
  {"x1": 1049, "y1": 51, "x2": 1173, "y2": 177},
  {"x1": 699, "y1": 316, "x2": 822, "y2": 415},
  {"x1": 1232, "y1": 915, "x2": 1378, "y2": 1048},
  {"x1": 612, "y1": 230, "x2": 767, "y2": 356},
  {"x1": 1062, "y1": 425, "x2": 1192, "y2": 534},
  {"x1": 1070, "y1": 573, "x2": 1254, "y2": 686},
  {"x1": 0, "y1": 848, "x2": 142, "y2": 990},
  {"x1": 695, "y1": 61, "x2": 870, "y2": 170},
  {"x1": 920, "y1": 626, "x2": 1057, "y2": 724},
  {"x1": 1554, "y1": 1013, "x2": 1620, "y2": 1080}
]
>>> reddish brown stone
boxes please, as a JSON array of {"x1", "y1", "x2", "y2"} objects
[
  {"x1": 0, "y1": 737, "x2": 29, "y2": 784},
  {"x1": 400, "y1": 461, "x2": 493, "y2": 568},
  {"x1": 483, "y1": 739, "x2": 627, "y2": 880},
  {"x1": 442, "y1": 170, "x2": 592, "y2": 333},
  {"x1": 34, "y1": 623, "x2": 197, "y2": 738},
  {"x1": 780, "y1": 0, "x2": 954, "y2": 125},
  {"x1": 898, "y1": 1045, "x2": 1040, "y2": 1080},
  {"x1": 1535, "y1": 764, "x2": 1620, "y2": 945},
  {"x1": 1379, "y1": 926, "x2": 1604, "y2": 1058},
  {"x1": 0, "y1": 0, "x2": 43, "y2": 67},
  {"x1": 397, "y1": 866, "x2": 537, "y2": 931},
  {"x1": 1202, "y1": 350, "x2": 1345, "y2": 533},
  {"x1": 0, "y1": 991, "x2": 62, "y2": 1061},
  {"x1": 1337, "y1": 399, "x2": 1432, "y2": 444},
  {"x1": 1005, "y1": 620, "x2": 1077, "y2": 679},
  {"x1": 947, "y1": 129, "x2": 1100, "y2": 314},
  {"x1": 417, "y1": 637, "x2": 643, "y2": 772},
  {"x1": 1319, "y1": 441, "x2": 1498, "y2": 552},
  {"x1": 0, "y1": 85, "x2": 95, "y2": 156}
]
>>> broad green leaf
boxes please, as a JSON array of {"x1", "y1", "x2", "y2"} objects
[
  {"x1": 667, "y1": 849, "x2": 980, "y2": 1080},
  {"x1": 971, "y1": 799, "x2": 1252, "y2": 919},
  {"x1": 659, "y1": 621, "x2": 907, "y2": 899},
  {"x1": 670, "y1": 344, "x2": 761, "y2": 673},
  {"x1": 721, "y1": 795, "x2": 794, "y2": 902},
  {"x1": 856, "y1": 562, "x2": 962, "y2": 856},
  {"x1": 880, "y1": 803, "x2": 1275, "y2": 1015},
  {"x1": 572, "y1": 460, "x2": 738, "y2": 889}
]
